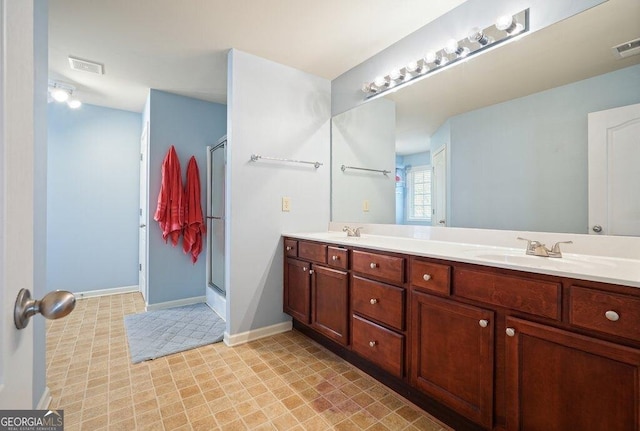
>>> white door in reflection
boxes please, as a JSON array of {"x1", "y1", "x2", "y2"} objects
[
  {"x1": 432, "y1": 147, "x2": 447, "y2": 227},
  {"x1": 588, "y1": 103, "x2": 640, "y2": 236}
]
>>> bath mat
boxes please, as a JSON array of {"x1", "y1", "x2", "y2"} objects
[{"x1": 124, "y1": 303, "x2": 225, "y2": 363}]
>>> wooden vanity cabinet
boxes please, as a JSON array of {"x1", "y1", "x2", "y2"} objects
[
  {"x1": 283, "y1": 237, "x2": 640, "y2": 431},
  {"x1": 284, "y1": 257, "x2": 311, "y2": 323},
  {"x1": 411, "y1": 291, "x2": 495, "y2": 429},
  {"x1": 311, "y1": 264, "x2": 349, "y2": 346},
  {"x1": 505, "y1": 316, "x2": 640, "y2": 431}
]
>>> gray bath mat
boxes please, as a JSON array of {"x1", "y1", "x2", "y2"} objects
[{"x1": 124, "y1": 303, "x2": 225, "y2": 363}]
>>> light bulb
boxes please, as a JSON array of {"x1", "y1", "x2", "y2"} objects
[
  {"x1": 496, "y1": 15, "x2": 524, "y2": 34},
  {"x1": 444, "y1": 39, "x2": 459, "y2": 55},
  {"x1": 389, "y1": 69, "x2": 405, "y2": 81},
  {"x1": 51, "y1": 88, "x2": 69, "y2": 103},
  {"x1": 444, "y1": 39, "x2": 470, "y2": 58},
  {"x1": 468, "y1": 27, "x2": 493, "y2": 46},
  {"x1": 406, "y1": 61, "x2": 419, "y2": 73},
  {"x1": 426, "y1": 51, "x2": 449, "y2": 66},
  {"x1": 374, "y1": 76, "x2": 388, "y2": 88},
  {"x1": 67, "y1": 99, "x2": 82, "y2": 109}
]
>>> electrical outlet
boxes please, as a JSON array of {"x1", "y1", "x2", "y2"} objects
[
  {"x1": 363, "y1": 200, "x2": 370, "y2": 212},
  {"x1": 282, "y1": 197, "x2": 291, "y2": 212}
]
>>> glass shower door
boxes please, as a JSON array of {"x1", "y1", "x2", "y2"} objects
[{"x1": 207, "y1": 138, "x2": 226, "y2": 295}]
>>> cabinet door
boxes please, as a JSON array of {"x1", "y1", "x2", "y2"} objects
[
  {"x1": 505, "y1": 316, "x2": 640, "y2": 431},
  {"x1": 311, "y1": 265, "x2": 349, "y2": 346},
  {"x1": 284, "y1": 258, "x2": 311, "y2": 323},
  {"x1": 411, "y1": 291, "x2": 494, "y2": 428}
]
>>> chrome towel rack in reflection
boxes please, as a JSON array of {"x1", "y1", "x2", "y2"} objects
[
  {"x1": 250, "y1": 154, "x2": 323, "y2": 169},
  {"x1": 341, "y1": 165, "x2": 391, "y2": 175}
]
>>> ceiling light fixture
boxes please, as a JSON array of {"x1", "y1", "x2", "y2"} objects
[
  {"x1": 48, "y1": 80, "x2": 83, "y2": 109},
  {"x1": 361, "y1": 9, "x2": 529, "y2": 99}
]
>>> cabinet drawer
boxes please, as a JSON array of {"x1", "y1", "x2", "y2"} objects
[
  {"x1": 352, "y1": 250, "x2": 405, "y2": 285},
  {"x1": 352, "y1": 314, "x2": 404, "y2": 378},
  {"x1": 327, "y1": 246, "x2": 348, "y2": 270},
  {"x1": 454, "y1": 268, "x2": 561, "y2": 320},
  {"x1": 411, "y1": 259, "x2": 451, "y2": 295},
  {"x1": 298, "y1": 241, "x2": 327, "y2": 264},
  {"x1": 569, "y1": 286, "x2": 640, "y2": 342},
  {"x1": 352, "y1": 275, "x2": 405, "y2": 331},
  {"x1": 284, "y1": 239, "x2": 298, "y2": 257}
]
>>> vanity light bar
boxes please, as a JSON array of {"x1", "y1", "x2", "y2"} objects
[{"x1": 362, "y1": 9, "x2": 529, "y2": 99}]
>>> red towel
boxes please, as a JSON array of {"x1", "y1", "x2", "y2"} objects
[
  {"x1": 183, "y1": 156, "x2": 206, "y2": 263},
  {"x1": 154, "y1": 145, "x2": 184, "y2": 246}
]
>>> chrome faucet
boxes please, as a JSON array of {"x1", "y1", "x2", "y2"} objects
[
  {"x1": 517, "y1": 237, "x2": 573, "y2": 258},
  {"x1": 343, "y1": 226, "x2": 363, "y2": 237}
]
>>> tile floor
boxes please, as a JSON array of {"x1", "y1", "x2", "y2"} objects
[{"x1": 46, "y1": 292, "x2": 452, "y2": 430}]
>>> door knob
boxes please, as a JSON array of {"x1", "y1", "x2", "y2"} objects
[
  {"x1": 140, "y1": 224, "x2": 146, "y2": 228},
  {"x1": 14, "y1": 288, "x2": 76, "y2": 330},
  {"x1": 592, "y1": 225, "x2": 602, "y2": 233},
  {"x1": 438, "y1": 220, "x2": 446, "y2": 224}
]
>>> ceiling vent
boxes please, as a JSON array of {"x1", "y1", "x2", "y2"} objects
[
  {"x1": 68, "y1": 56, "x2": 104, "y2": 75},
  {"x1": 612, "y1": 38, "x2": 640, "y2": 59}
]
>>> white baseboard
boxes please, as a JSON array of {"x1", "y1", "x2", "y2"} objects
[
  {"x1": 146, "y1": 296, "x2": 206, "y2": 311},
  {"x1": 74, "y1": 285, "x2": 139, "y2": 299},
  {"x1": 36, "y1": 386, "x2": 51, "y2": 410},
  {"x1": 224, "y1": 320, "x2": 292, "y2": 347}
]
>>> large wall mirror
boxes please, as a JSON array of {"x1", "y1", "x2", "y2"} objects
[{"x1": 331, "y1": 0, "x2": 640, "y2": 235}]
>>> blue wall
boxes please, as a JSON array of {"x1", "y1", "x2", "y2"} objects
[
  {"x1": 147, "y1": 90, "x2": 226, "y2": 305},
  {"x1": 47, "y1": 103, "x2": 141, "y2": 293},
  {"x1": 443, "y1": 64, "x2": 640, "y2": 233}
]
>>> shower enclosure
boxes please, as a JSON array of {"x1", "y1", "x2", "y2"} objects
[{"x1": 206, "y1": 136, "x2": 226, "y2": 296}]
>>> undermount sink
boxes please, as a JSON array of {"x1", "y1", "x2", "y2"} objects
[{"x1": 469, "y1": 251, "x2": 618, "y2": 272}]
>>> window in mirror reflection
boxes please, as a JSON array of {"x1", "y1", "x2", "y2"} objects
[{"x1": 396, "y1": 152, "x2": 432, "y2": 225}]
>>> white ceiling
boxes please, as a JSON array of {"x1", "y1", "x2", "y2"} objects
[{"x1": 48, "y1": 0, "x2": 467, "y2": 112}]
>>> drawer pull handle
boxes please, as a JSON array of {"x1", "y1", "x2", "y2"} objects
[
  {"x1": 370, "y1": 298, "x2": 378, "y2": 305},
  {"x1": 286, "y1": 246, "x2": 293, "y2": 251},
  {"x1": 302, "y1": 267, "x2": 307, "y2": 272},
  {"x1": 369, "y1": 341, "x2": 377, "y2": 347},
  {"x1": 506, "y1": 328, "x2": 515, "y2": 337},
  {"x1": 479, "y1": 319, "x2": 489, "y2": 328},
  {"x1": 605, "y1": 310, "x2": 620, "y2": 321},
  {"x1": 423, "y1": 274, "x2": 432, "y2": 281},
  {"x1": 332, "y1": 255, "x2": 339, "y2": 261},
  {"x1": 370, "y1": 263, "x2": 377, "y2": 269},
  {"x1": 309, "y1": 269, "x2": 314, "y2": 275}
]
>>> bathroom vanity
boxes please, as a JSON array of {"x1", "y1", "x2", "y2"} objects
[{"x1": 282, "y1": 232, "x2": 640, "y2": 431}]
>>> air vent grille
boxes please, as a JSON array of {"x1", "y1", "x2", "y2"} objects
[
  {"x1": 612, "y1": 38, "x2": 640, "y2": 59},
  {"x1": 68, "y1": 56, "x2": 104, "y2": 75}
]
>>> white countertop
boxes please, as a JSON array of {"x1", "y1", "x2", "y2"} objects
[{"x1": 284, "y1": 231, "x2": 640, "y2": 288}]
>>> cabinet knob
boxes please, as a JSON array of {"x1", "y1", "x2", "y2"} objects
[
  {"x1": 423, "y1": 274, "x2": 432, "y2": 281},
  {"x1": 309, "y1": 269, "x2": 314, "y2": 275},
  {"x1": 302, "y1": 267, "x2": 307, "y2": 272},
  {"x1": 369, "y1": 341, "x2": 377, "y2": 347},
  {"x1": 506, "y1": 328, "x2": 515, "y2": 337},
  {"x1": 479, "y1": 319, "x2": 489, "y2": 328},
  {"x1": 605, "y1": 310, "x2": 620, "y2": 321},
  {"x1": 370, "y1": 263, "x2": 377, "y2": 269},
  {"x1": 370, "y1": 298, "x2": 378, "y2": 305},
  {"x1": 286, "y1": 246, "x2": 292, "y2": 251},
  {"x1": 332, "y1": 255, "x2": 339, "y2": 261}
]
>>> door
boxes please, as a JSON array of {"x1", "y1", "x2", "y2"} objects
[
  {"x1": 283, "y1": 258, "x2": 311, "y2": 323},
  {"x1": 311, "y1": 265, "x2": 349, "y2": 346},
  {"x1": 505, "y1": 316, "x2": 640, "y2": 431},
  {"x1": 0, "y1": 0, "x2": 36, "y2": 408},
  {"x1": 432, "y1": 147, "x2": 447, "y2": 227},
  {"x1": 206, "y1": 138, "x2": 226, "y2": 295},
  {"x1": 411, "y1": 292, "x2": 494, "y2": 428},
  {"x1": 138, "y1": 122, "x2": 149, "y2": 302},
  {"x1": 588, "y1": 103, "x2": 640, "y2": 236}
]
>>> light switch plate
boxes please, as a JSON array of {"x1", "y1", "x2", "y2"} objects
[
  {"x1": 282, "y1": 197, "x2": 291, "y2": 212},
  {"x1": 363, "y1": 200, "x2": 370, "y2": 212}
]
